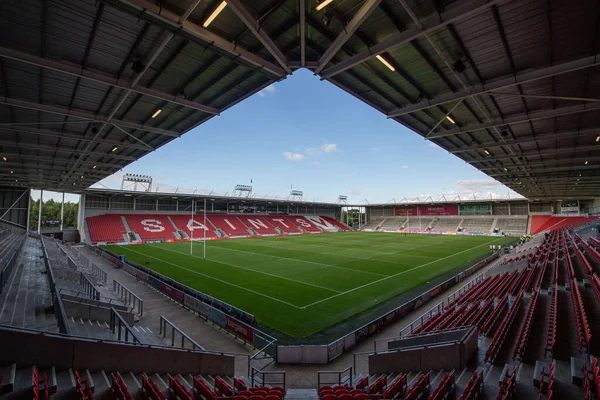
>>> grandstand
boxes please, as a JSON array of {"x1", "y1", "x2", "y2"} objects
[{"x1": 2, "y1": 0, "x2": 600, "y2": 398}]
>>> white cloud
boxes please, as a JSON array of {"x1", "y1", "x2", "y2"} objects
[
  {"x1": 305, "y1": 148, "x2": 318, "y2": 155},
  {"x1": 258, "y1": 84, "x2": 277, "y2": 97},
  {"x1": 401, "y1": 165, "x2": 409, "y2": 169},
  {"x1": 312, "y1": 161, "x2": 320, "y2": 166},
  {"x1": 283, "y1": 152, "x2": 304, "y2": 161},
  {"x1": 321, "y1": 143, "x2": 340, "y2": 153},
  {"x1": 371, "y1": 147, "x2": 380, "y2": 152},
  {"x1": 348, "y1": 186, "x2": 361, "y2": 196}
]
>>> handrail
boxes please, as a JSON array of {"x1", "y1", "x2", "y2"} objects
[
  {"x1": 79, "y1": 271, "x2": 100, "y2": 300},
  {"x1": 317, "y1": 366, "x2": 352, "y2": 388},
  {"x1": 92, "y1": 263, "x2": 108, "y2": 283},
  {"x1": 41, "y1": 237, "x2": 72, "y2": 335},
  {"x1": 159, "y1": 315, "x2": 205, "y2": 351},
  {"x1": 109, "y1": 307, "x2": 142, "y2": 344},
  {"x1": 113, "y1": 279, "x2": 143, "y2": 316},
  {"x1": 251, "y1": 366, "x2": 286, "y2": 389}
]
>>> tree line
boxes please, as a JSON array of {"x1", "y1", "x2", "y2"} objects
[{"x1": 29, "y1": 198, "x2": 79, "y2": 229}]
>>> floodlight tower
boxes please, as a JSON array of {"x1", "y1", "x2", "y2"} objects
[
  {"x1": 121, "y1": 174, "x2": 152, "y2": 192},
  {"x1": 233, "y1": 184, "x2": 252, "y2": 198},
  {"x1": 289, "y1": 190, "x2": 303, "y2": 201}
]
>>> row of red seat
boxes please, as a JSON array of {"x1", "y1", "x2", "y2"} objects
[
  {"x1": 404, "y1": 374, "x2": 429, "y2": 400},
  {"x1": 32, "y1": 368, "x2": 49, "y2": 400},
  {"x1": 538, "y1": 362, "x2": 554, "y2": 400},
  {"x1": 513, "y1": 289, "x2": 539, "y2": 360},
  {"x1": 74, "y1": 371, "x2": 93, "y2": 400},
  {"x1": 495, "y1": 366, "x2": 517, "y2": 400},
  {"x1": 583, "y1": 357, "x2": 599, "y2": 400},
  {"x1": 480, "y1": 294, "x2": 508, "y2": 336},
  {"x1": 590, "y1": 236, "x2": 600, "y2": 248},
  {"x1": 571, "y1": 277, "x2": 592, "y2": 352},
  {"x1": 111, "y1": 373, "x2": 132, "y2": 400},
  {"x1": 367, "y1": 375, "x2": 386, "y2": 395},
  {"x1": 428, "y1": 370, "x2": 455, "y2": 400},
  {"x1": 575, "y1": 233, "x2": 600, "y2": 264},
  {"x1": 142, "y1": 375, "x2": 165, "y2": 400},
  {"x1": 383, "y1": 375, "x2": 407, "y2": 399},
  {"x1": 319, "y1": 386, "x2": 367, "y2": 400},
  {"x1": 458, "y1": 370, "x2": 483, "y2": 400},
  {"x1": 170, "y1": 376, "x2": 193, "y2": 400},
  {"x1": 485, "y1": 292, "x2": 523, "y2": 364},
  {"x1": 507, "y1": 267, "x2": 528, "y2": 296},
  {"x1": 544, "y1": 284, "x2": 558, "y2": 358}
]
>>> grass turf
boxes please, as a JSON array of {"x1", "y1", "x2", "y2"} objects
[{"x1": 104, "y1": 232, "x2": 513, "y2": 338}]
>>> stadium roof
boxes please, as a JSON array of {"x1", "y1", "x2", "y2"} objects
[{"x1": 1, "y1": 0, "x2": 599, "y2": 200}]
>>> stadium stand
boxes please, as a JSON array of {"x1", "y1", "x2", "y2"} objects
[
  {"x1": 86, "y1": 214, "x2": 127, "y2": 244},
  {"x1": 285, "y1": 216, "x2": 322, "y2": 233},
  {"x1": 85, "y1": 213, "x2": 348, "y2": 243},
  {"x1": 458, "y1": 218, "x2": 495, "y2": 233},
  {"x1": 492, "y1": 217, "x2": 529, "y2": 236},
  {"x1": 429, "y1": 218, "x2": 461, "y2": 232},
  {"x1": 530, "y1": 215, "x2": 597, "y2": 234},
  {"x1": 236, "y1": 215, "x2": 278, "y2": 235},
  {"x1": 208, "y1": 214, "x2": 251, "y2": 237},
  {"x1": 169, "y1": 214, "x2": 218, "y2": 239},
  {"x1": 262, "y1": 216, "x2": 301, "y2": 233}
]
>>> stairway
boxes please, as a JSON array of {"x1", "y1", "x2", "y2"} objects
[{"x1": 0, "y1": 237, "x2": 58, "y2": 332}]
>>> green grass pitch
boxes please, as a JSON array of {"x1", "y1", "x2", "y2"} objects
[{"x1": 104, "y1": 232, "x2": 513, "y2": 338}]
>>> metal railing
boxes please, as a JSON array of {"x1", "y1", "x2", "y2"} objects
[
  {"x1": 109, "y1": 307, "x2": 142, "y2": 344},
  {"x1": 113, "y1": 279, "x2": 143, "y2": 316},
  {"x1": 92, "y1": 263, "x2": 108, "y2": 284},
  {"x1": 317, "y1": 366, "x2": 353, "y2": 388},
  {"x1": 59, "y1": 288, "x2": 131, "y2": 311},
  {"x1": 41, "y1": 237, "x2": 72, "y2": 335},
  {"x1": 79, "y1": 271, "x2": 100, "y2": 300},
  {"x1": 251, "y1": 367, "x2": 286, "y2": 389},
  {"x1": 159, "y1": 315, "x2": 205, "y2": 350}
]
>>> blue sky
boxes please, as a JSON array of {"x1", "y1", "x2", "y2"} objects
[{"x1": 72, "y1": 69, "x2": 519, "y2": 204}]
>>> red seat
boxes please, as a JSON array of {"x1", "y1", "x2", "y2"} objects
[
  {"x1": 234, "y1": 396, "x2": 248, "y2": 400},
  {"x1": 322, "y1": 395, "x2": 337, "y2": 400},
  {"x1": 338, "y1": 394, "x2": 353, "y2": 400}
]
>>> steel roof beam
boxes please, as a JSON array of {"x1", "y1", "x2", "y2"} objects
[
  {"x1": 314, "y1": 0, "x2": 383, "y2": 74},
  {"x1": 427, "y1": 101, "x2": 600, "y2": 139},
  {"x1": 319, "y1": 0, "x2": 504, "y2": 79},
  {"x1": 0, "y1": 46, "x2": 219, "y2": 115},
  {"x1": 450, "y1": 128, "x2": 600, "y2": 154},
  {"x1": 478, "y1": 155, "x2": 600, "y2": 170},
  {"x1": 300, "y1": 0, "x2": 306, "y2": 67},
  {"x1": 103, "y1": 0, "x2": 287, "y2": 77},
  {"x1": 388, "y1": 54, "x2": 600, "y2": 117},
  {"x1": 0, "y1": 140, "x2": 138, "y2": 160},
  {"x1": 227, "y1": 0, "x2": 292, "y2": 74},
  {"x1": 0, "y1": 97, "x2": 181, "y2": 137}
]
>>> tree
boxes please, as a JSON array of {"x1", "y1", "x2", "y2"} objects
[{"x1": 29, "y1": 197, "x2": 79, "y2": 230}]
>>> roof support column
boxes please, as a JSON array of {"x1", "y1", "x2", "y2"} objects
[
  {"x1": 60, "y1": 192, "x2": 64, "y2": 231},
  {"x1": 37, "y1": 189, "x2": 43, "y2": 235}
]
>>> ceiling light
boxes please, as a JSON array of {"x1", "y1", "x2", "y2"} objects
[
  {"x1": 111, "y1": 146, "x2": 118, "y2": 152},
  {"x1": 579, "y1": 174, "x2": 582, "y2": 177},
  {"x1": 375, "y1": 55, "x2": 395, "y2": 72},
  {"x1": 92, "y1": 165, "x2": 97, "y2": 169},
  {"x1": 577, "y1": 178, "x2": 580, "y2": 181},
  {"x1": 503, "y1": 168, "x2": 508, "y2": 172},
  {"x1": 80, "y1": 175, "x2": 84, "y2": 179},
  {"x1": 9, "y1": 170, "x2": 13, "y2": 174},
  {"x1": 151, "y1": 109, "x2": 162, "y2": 118},
  {"x1": 484, "y1": 149, "x2": 490, "y2": 155},
  {"x1": 203, "y1": 1, "x2": 227, "y2": 28},
  {"x1": 446, "y1": 115, "x2": 456, "y2": 124},
  {"x1": 2, "y1": 157, "x2": 5, "y2": 161},
  {"x1": 316, "y1": 0, "x2": 334, "y2": 11},
  {"x1": 585, "y1": 160, "x2": 589, "y2": 165},
  {"x1": 596, "y1": 135, "x2": 600, "y2": 142}
]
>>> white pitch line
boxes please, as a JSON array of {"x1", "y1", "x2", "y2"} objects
[
  {"x1": 200, "y1": 243, "x2": 388, "y2": 277},
  {"x1": 152, "y1": 245, "x2": 343, "y2": 294},
  {"x1": 124, "y1": 247, "x2": 304, "y2": 309},
  {"x1": 301, "y1": 238, "x2": 505, "y2": 309}
]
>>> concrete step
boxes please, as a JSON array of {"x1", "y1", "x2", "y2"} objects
[{"x1": 284, "y1": 389, "x2": 318, "y2": 400}]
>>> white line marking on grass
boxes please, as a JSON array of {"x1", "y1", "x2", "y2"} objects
[
  {"x1": 124, "y1": 247, "x2": 304, "y2": 309},
  {"x1": 203, "y1": 243, "x2": 388, "y2": 277},
  {"x1": 301, "y1": 238, "x2": 504, "y2": 309},
  {"x1": 152, "y1": 245, "x2": 342, "y2": 294}
]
